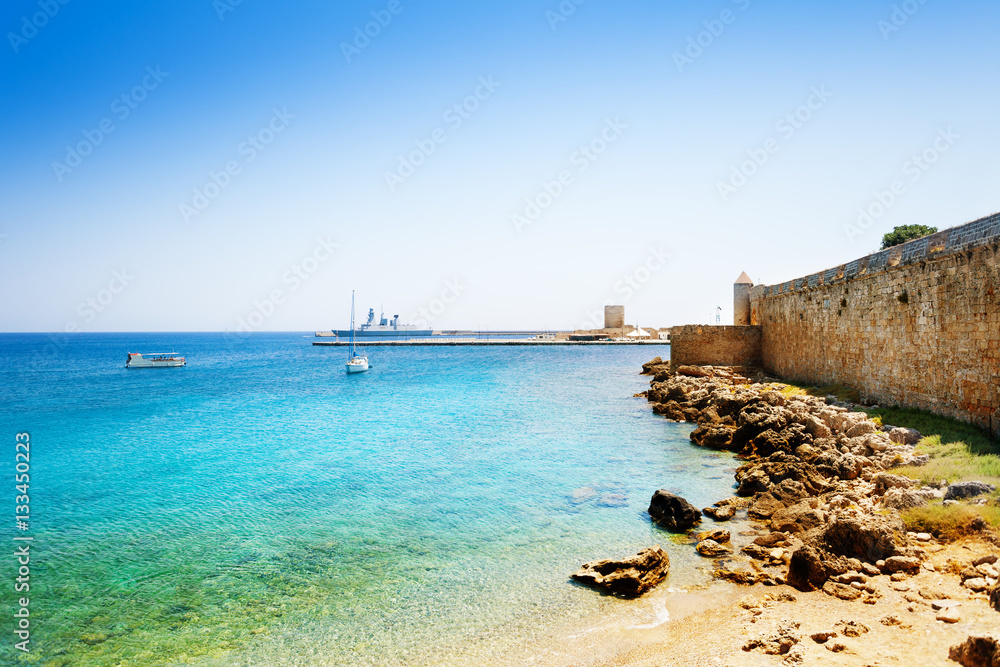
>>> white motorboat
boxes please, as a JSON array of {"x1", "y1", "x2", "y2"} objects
[
  {"x1": 346, "y1": 291, "x2": 369, "y2": 374},
  {"x1": 126, "y1": 352, "x2": 186, "y2": 368}
]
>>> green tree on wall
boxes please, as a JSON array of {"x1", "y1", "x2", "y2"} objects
[{"x1": 881, "y1": 224, "x2": 938, "y2": 250}]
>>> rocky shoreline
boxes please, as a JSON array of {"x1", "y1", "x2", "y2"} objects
[{"x1": 572, "y1": 358, "x2": 1000, "y2": 665}]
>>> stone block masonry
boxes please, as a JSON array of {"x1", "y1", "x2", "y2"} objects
[
  {"x1": 749, "y1": 212, "x2": 1000, "y2": 437},
  {"x1": 669, "y1": 325, "x2": 762, "y2": 367}
]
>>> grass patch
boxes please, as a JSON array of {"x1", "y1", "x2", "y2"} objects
[
  {"x1": 779, "y1": 383, "x2": 860, "y2": 404},
  {"x1": 863, "y1": 406, "x2": 1000, "y2": 487},
  {"x1": 902, "y1": 502, "x2": 1000, "y2": 540}
]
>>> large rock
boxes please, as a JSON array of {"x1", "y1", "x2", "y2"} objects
[
  {"x1": 571, "y1": 546, "x2": 670, "y2": 599},
  {"x1": 888, "y1": 427, "x2": 921, "y2": 445},
  {"x1": 641, "y1": 357, "x2": 668, "y2": 375},
  {"x1": 882, "y1": 488, "x2": 928, "y2": 510},
  {"x1": 881, "y1": 556, "x2": 921, "y2": 574},
  {"x1": 945, "y1": 481, "x2": 997, "y2": 500},
  {"x1": 873, "y1": 472, "x2": 913, "y2": 495},
  {"x1": 734, "y1": 453, "x2": 829, "y2": 497},
  {"x1": 696, "y1": 539, "x2": 731, "y2": 558},
  {"x1": 689, "y1": 424, "x2": 736, "y2": 450},
  {"x1": 771, "y1": 500, "x2": 826, "y2": 534},
  {"x1": 648, "y1": 490, "x2": 702, "y2": 531},
  {"x1": 703, "y1": 505, "x2": 736, "y2": 521},
  {"x1": 822, "y1": 510, "x2": 904, "y2": 562},
  {"x1": 948, "y1": 636, "x2": 1000, "y2": 667},
  {"x1": 786, "y1": 545, "x2": 828, "y2": 591},
  {"x1": 846, "y1": 420, "x2": 879, "y2": 438}
]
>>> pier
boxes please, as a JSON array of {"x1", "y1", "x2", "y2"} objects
[{"x1": 312, "y1": 338, "x2": 669, "y2": 347}]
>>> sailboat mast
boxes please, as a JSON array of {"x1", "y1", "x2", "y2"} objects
[{"x1": 349, "y1": 291, "x2": 356, "y2": 357}]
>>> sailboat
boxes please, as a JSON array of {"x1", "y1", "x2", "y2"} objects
[{"x1": 346, "y1": 291, "x2": 370, "y2": 374}]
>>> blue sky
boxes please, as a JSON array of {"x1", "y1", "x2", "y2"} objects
[{"x1": 1, "y1": 0, "x2": 997, "y2": 332}]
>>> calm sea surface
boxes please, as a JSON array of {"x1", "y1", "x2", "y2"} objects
[{"x1": 0, "y1": 333, "x2": 738, "y2": 666}]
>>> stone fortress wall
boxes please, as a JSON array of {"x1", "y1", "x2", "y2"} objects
[{"x1": 673, "y1": 212, "x2": 1000, "y2": 437}]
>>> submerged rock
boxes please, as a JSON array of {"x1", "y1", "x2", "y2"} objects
[
  {"x1": 571, "y1": 546, "x2": 670, "y2": 599},
  {"x1": 648, "y1": 490, "x2": 702, "y2": 531},
  {"x1": 703, "y1": 505, "x2": 736, "y2": 521},
  {"x1": 695, "y1": 539, "x2": 731, "y2": 558}
]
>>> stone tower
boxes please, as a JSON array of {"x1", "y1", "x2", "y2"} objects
[
  {"x1": 604, "y1": 305, "x2": 625, "y2": 329},
  {"x1": 734, "y1": 272, "x2": 753, "y2": 325}
]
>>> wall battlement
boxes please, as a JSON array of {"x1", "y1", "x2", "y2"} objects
[
  {"x1": 749, "y1": 212, "x2": 1000, "y2": 437},
  {"x1": 751, "y1": 212, "x2": 1000, "y2": 302}
]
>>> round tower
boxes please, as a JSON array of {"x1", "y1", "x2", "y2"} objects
[
  {"x1": 734, "y1": 272, "x2": 753, "y2": 325},
  {"x1": 604, "y1": 305, "x2": 625, "y2": 330}
]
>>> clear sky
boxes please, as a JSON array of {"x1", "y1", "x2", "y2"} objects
[{"x1": 1, "y1": 0, "x2": 997, "y2": 332}]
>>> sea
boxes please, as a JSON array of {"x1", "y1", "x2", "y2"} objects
[{"x1": 0, "y1": 333, "x2": 740, "y2": 666}]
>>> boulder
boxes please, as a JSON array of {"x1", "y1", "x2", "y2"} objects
[
  {"x1": 888, "y1": 427, "x2": 921, "y2": 445},
  {"x1": 676, "y1": 365, "x2": 711, "y2": 378},
  {"x1": 703, "y1": 505, "x2": 735, "y2": 521},
  {"x1": 882, "y1": 488, "x2": 928, "y2": 510},
  {"x1": 873, "y1": 472, "x2": 913, "y2": 495},
  {"x1": 771, "y1": 501, "x2": 826, "y2": 534},
  {"x1": 822, "y1": 510, "x2": 904, "y2": 562},
  {"x1": 641, "y1": 357, "x2": 666, "y2": 375},
  {"x1": 648, "y1": 490, "x2": 701, "y2": 531},
  {"x1": 652, "y1": 401, "x2": 686, "y2": 421},
  {"x1": 734, "y1": 453, "x2": 829, "y2": 497},
  {"x1": 769, "y1": 478, "x2": 811, "y2": 505},
  {"x1": 748, "y1": 494, "x2": 786, "y2": 520},
  {"x1": 795, "y1": 413, "x2": 832, "y2": 439},
  {"x1": 689, "y1": 424, "x2": 736, "y2": 450},
  {"x1": 945, "y1": 481, "x2": 997, "y2": 501},
  {"x1": 948, "y1": 636, "x2": 1000, "y2": 667},
  {"x1": 881, "y1": 556, "x2": 921, "y2": 574},
  {"x1": 787, "y1": 545, "x2": 828, "y2": 592},
  {"x1": 571, "y1": 546, "x2": 670, "y2": 599},
  {"x1": 696, "y1": 539, "x2": 731, "y2": 558},
  {"x1": 695, "y1": 527, "x2": 730, "y2": 543},
  {"x1": 846, "y1": 420, "x2": 879, "y2": 438}
]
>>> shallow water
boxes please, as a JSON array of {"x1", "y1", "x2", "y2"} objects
[{"x1": 0, "y1": 333, "x2": 738, "y2": 666}]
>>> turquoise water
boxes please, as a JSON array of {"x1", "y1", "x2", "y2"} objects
[{"x1": 1, "y1": 334, "x2": 737, "y2": 666}]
